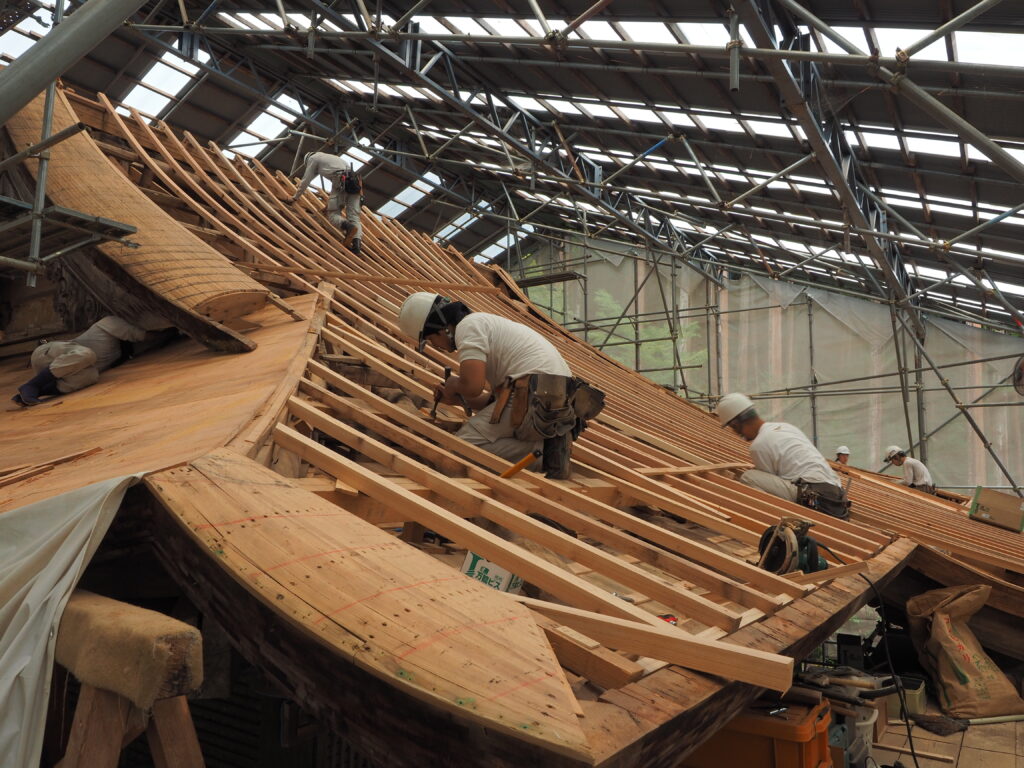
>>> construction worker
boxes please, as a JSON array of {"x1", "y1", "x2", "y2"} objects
[
  {"x1": 287, "y1": 151, "x2": 363, "y2": 255},
  {"x1": 835, "y1": 446, "x2": 850, "y2": 465},
  {"x1": 883, "y1": 445, "x2": 935, "y2": 494},
  {"x1": 11, "y1": 316, "x2": 147, "y2": 406},
  {"x1": 715, "y1": 393, "x2": 849, "y2": 519},
  {"x1": 397, "y1": 293, "x2": 604, "y2": 479}
]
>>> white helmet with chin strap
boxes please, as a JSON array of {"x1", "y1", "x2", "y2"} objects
[
  {"x1": 884, "y1": 445, "x2": 905, "y2": 462},
  {"x1": 836, "y1": 445, "x2": 850, "y2": 455},
  {"x1": 398, "y1": 292, "x2": 450, "y2": 346},
  {"x1": 715, "y1": 392, "x2": 756, "y2": 427}
]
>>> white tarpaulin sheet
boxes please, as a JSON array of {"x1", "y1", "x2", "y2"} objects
[
  {"x1": 0, "y1": 475, "x2": 140, "y2": 768},
  {"x1": 521, "y1": 237, "x2": 1024, "y2": 490}
]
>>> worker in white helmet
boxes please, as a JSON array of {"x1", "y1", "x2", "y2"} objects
[
  {"x1": 835, "y1": 446, "x2": 851, "y2": 465},
  {"x1": 714, "y1": 393, "x2": 849, "y2": 519},
  {"x1": 286, "y1": 151, "x2": 364, "y2": 255},
  {"x1": 397, "y1": 293, "x2": 604, "y2": 479},
  {"x1": 883, "y1": 445, "x2": 935, "y2": 494}
]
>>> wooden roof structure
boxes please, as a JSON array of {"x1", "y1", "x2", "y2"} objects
[{"x1": 2, "y1": 90, "x2": 1022, "y2": 766}]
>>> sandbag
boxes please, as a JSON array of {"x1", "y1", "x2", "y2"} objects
[{"x1": 906, "y1": 584, "x2": 1024, "y2": 718}]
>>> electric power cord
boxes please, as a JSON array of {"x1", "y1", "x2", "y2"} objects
[{"x1": 817, "y1": 542, "x2": 921, "y2": 768}]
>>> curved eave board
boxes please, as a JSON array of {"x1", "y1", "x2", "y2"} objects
[
  {"x1": 5, "y1": 90, "x2": 268, "y2": 351},
  {"x1": 145, "y1": 449, "x2": 592, "y2": 766}
]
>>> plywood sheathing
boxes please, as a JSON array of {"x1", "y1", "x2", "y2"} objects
[
  {"x1": 0, "y1": 293, "x2": 319, "y2": 514},
  {"x1": 145, "y1": 449, "x2": 593, "y2": 763}
]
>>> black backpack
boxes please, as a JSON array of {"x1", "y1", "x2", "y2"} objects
[{"x1": 342, "y1": 172, "x2": 362, "y2": 195}]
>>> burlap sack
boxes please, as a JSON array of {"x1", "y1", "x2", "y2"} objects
[{"x1": 906, "y1": 584, "x2": 1024, "y2": 718}]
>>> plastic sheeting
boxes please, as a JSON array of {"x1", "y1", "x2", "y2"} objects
[
  {"x1": 0, "y1": 475, "x2": 140, "y2": 768},
  {"x1": 519, "y1": 238, "x2": 1024, "y2": 491}
]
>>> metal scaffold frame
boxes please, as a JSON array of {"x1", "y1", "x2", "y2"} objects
[{"x1": 3, "y1": 0, "x2": 1022, "y2": 492}]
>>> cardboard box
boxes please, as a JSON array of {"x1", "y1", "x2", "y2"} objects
[{"x1": 969, "y1": 486, "x2": 1024, "y2": 532}]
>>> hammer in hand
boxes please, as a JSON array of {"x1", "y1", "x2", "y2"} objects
[{"x1": 430, "y1": 366, "x2": 452, "y2": 421}]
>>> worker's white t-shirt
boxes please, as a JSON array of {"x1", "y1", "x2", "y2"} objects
[
  {"x1": 749, "y1": 422, "x2": 840, "y2": 488},
  {"x1": 295, "y1": 152, "x2": 352, "y2": 196},
  {"x1": 901, "y1": 457, "x2": 933, "y2": 487},
  {"x1": 455, "y1": 313, "x2": 570, "y2": 391}
]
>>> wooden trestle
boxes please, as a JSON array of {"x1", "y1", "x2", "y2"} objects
[{"x1": 2, "y1": 90, "x2": 1018, "y2": 766}]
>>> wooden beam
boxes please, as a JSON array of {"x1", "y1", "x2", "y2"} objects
[
  {"x1": 514, "y1": 597, "x2": 794, "y2": 692},
  {"x1": 787, "y1": 561, "x2": 869, "y2": 584},
  {"x1": 302, "y1": 362, "x2": 801, "y2": 606},
  {"x1": 273, "y1": 423, "x2": 674, "y2": 629},
  {"x1": 637, "y1": 463, "x2": 752, "y2": 477},
  {"x1": 286, "y1": 397, "x2": 745, "y2": 632},
  {"x1": 239, "y1": 263, "x2": 502, "y2": 294},
  {"x1": 534, "y1": 614, "x2": 646, "y2": 690}
]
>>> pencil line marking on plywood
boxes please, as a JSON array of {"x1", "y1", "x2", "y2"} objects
[
  {"x1": 193, "y1": 510, "x2": 352, "y2": 530},
  {"x1": 314, "y1": 575, "x2": 466, "y2": 624},
  {"x1": 397, "y1": 615, "x2": 527, "y2": 659},
  {"x1": 250, "y1": 542, "x2": 405, "y2": 578},
  {"x1": 486, "y1": 671, "x2": 557, "y2": 703}
]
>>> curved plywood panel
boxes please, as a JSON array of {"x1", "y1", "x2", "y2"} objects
[{"x1": 5, "y1": 90, "x2": 268, "y2": 351}]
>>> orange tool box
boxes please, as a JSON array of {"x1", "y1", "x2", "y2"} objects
[{"x1": 683, "y1": 699, "x2": 833, "y2": 768}]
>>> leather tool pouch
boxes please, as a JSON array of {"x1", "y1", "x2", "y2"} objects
[
  {"x1": 489, "y1": 378, "x2": 514, "y2": 424},
  {"x1": 509, "y1": 375, "x2": 532, "y2": 429},
  {"x1": 513, "y1": 374, "x2": 575, "y2": 441},
  {"x1": 571, "y1": 378, "x2": 605, "y2": 422}
]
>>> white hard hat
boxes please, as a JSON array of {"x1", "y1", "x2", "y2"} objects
[
  {"x1": 398, "y1": 292, "x2": 444, "y2": 340},
  {"x1": 715, "y1": 392, "x2": 755, "y2": 427},
  {"x1": 836, "y1": 446, "x2": 850, "y2": 455},
  {"x1": 884, "y1": 445, "x2": 904, "y2": 461}
]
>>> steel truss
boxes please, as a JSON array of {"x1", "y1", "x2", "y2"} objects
[{"x1": 10, "y1": 0, "x2": 1020, "y2": 490}]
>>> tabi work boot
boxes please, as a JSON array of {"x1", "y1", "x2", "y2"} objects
[
  {"x1": 350, "y1": 237, "x2": 361, "y2": 256},
  {"x1": 12, "y1": 366, "x2": 60, "y2": 407}
]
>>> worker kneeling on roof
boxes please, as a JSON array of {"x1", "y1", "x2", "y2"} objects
[
  {"x1": 11, "y1": 316, "x2": 148, "y2": 407},
  {"x1": 287, "y1": 151, "x2": 364, "y2": 256},
  {"x1": 883, "y1": 445, "x2": 935, "y2": 494},
  {"x1": 398, "y1": 293, "x2": 604, "y2": 479},
  {"x1": 715, "y1": 393, "x2": 850, "y2": 520}
]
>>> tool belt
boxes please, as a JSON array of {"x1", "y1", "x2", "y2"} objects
[
  {"x1": 910, "y1": 483, "x2": 936, "y2": 495},
  {"x1": 795, "y1": 480, "x2": 851, "y2": 520},
  {"x1": 489, "y1": 373, "x2": 605, "y2": 441}
]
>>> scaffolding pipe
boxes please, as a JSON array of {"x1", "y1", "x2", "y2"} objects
[
  {"x1": 526, "y1": 0, "x2": 552, "y2": 36},
  {"x1": 0, "y1": 0, "x2": 153, "y2": 127},
  {"x1": 728, "y1": 10, "x2": 740, "y2": 92},
  {"x1": 562, "y1": 0, "x2": 614, "y2": 35},
  {"x1": 603, "y1": 136, "x2": 669, "y2": 185},
  {"x1": 391, "y1": 0, "x2": 435, "y2": 31},
  {"x1": 891, "y1": 311, "x2": 1021, "y2": 495},
  {"x1": 808, "y1": 300, "x2": 818, "y2": 446},
  {"x1": 776, "y1": 244, "x2": 840, "y2": 278},
  {"x1": 897, "y1": 0, "x2": 1008, "y2": 62},
  {"x1": 757, "y1": 351, "x2": 1024, "y2": 394},
  {"x1": 722, "y1": 152, "x2": 816, "y2": 209},
  {"x1": 775, "y1": 0, "x2": 1024, "y2": 186},
  {"x1": 0, "y1": 122, "x2": 87, "y2": 175},
  {"x1": 946, "y1": 199, "x2": 1024, "y2": 247},
  {"x1": 121, "y1": 24, "x2": 1024, "y2": 78}
]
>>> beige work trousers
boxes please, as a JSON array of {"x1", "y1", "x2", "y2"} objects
[
  {"x1": 31, "y1": 342, "x2": 99, "y2": 393},
  {"x1": 456, "y1": 400, "x2": 542, "y2": 466},
  {"x1": 740, "y1": 469, "x2": 800, "y2": 503},
  {"x1": 327, "y1": 187, "x2": 362, "y2": 239}
]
